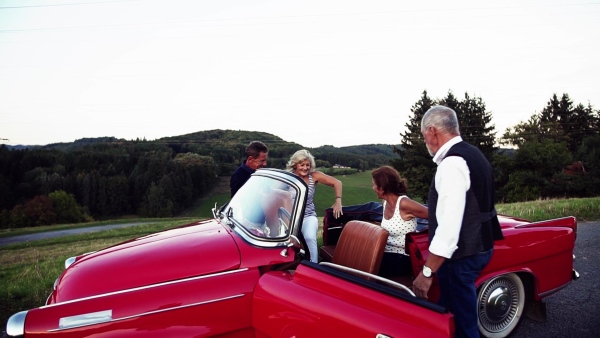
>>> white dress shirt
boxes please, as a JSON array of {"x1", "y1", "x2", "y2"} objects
[{"x1": 429, "y1": 136, "x2": 471, "y2": 259}]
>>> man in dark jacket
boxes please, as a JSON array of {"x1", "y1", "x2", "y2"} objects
[
  {"x1": 412, "y1": 105, "x2": 503, "y2": 338},
  {"x1": 230, "y1": 141, "x2": 268, "y2": 197}
]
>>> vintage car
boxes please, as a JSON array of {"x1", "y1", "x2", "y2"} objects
[{"x1": 6, "y1": 168, "x2": 578, "y2": 338}]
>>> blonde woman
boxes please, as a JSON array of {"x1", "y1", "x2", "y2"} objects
[{"x1": 287, "y1": 149, "x2": 343, "y2": 263}]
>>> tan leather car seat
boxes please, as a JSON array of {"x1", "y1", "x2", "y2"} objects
[{"x1": 331, "y1": 220, "x2": 389, "y2": 275}]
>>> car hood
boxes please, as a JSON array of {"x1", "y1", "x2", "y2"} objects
[{"x1": 54, "y1": 219, "x2": 241, "y2": 302}]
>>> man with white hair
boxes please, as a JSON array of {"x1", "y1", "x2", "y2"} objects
[{"x1": 413, "y1": 105, "x2": 503, "y2": 338}]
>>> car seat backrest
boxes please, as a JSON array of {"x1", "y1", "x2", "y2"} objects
[{"x1": 332, "y1": 220, "x2": 389, "y2": 275}]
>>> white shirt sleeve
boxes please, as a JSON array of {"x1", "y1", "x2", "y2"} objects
[{"x1": 428, "y1": 156, "x2": 470, "y2": 259}]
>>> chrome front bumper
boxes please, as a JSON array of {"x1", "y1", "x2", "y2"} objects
[{"x1": 6, "y1": 310, "x2": 27, "y2": 337}]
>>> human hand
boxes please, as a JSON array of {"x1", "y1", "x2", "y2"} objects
[
  {"x1": 332, "y1": 199, "x2": 343, "y2": 219},
  {"x1": 412, "y1": 272, "x2": 433, "y2": 299}
]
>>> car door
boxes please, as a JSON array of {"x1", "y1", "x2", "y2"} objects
[{"x1": 252, "y1": 262, "x2": 454, "y2": 338}]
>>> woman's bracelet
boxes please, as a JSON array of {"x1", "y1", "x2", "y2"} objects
[{"x1": 335, "y1": 196, "x2": 342, "y2": 199}]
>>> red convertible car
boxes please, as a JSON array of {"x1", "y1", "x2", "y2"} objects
[{"x1": 6, "y1": 169, "x2": 578, "y2": 337}]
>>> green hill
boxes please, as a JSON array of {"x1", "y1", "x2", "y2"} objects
[{"x1": 20, "y1": 130, "x2": 399, "y2": 174}]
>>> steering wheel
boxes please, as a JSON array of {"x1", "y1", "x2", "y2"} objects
[{"x1": 278, "y1": 207, "x2": 291, "y2": 235}]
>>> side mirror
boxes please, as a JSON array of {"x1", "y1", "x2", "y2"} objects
[{"x1": 280, "y1": 235, "x2": 305, "y2": 257}]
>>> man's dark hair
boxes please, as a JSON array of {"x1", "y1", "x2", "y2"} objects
[{"x1": 246, "y1": 141, "x2": 268, "y2": 158}]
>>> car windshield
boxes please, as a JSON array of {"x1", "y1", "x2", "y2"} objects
[{"x1": 225, "y1": 175, "x2": 297, "y2": 240}]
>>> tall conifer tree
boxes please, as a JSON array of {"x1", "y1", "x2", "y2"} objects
[
  {"x1": 391, "y1": 91, "x2": 435, "y2": 202},
  {"x1": 458, "y1": 93, "x2": 497, "y2": 161},
  {"x1": 392, "y1": 90, "x2": 497, "y2": 202}
]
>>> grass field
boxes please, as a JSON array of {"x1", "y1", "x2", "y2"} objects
[{"x1": 1, "y1": 170, "x2": 599, "y2": 329}]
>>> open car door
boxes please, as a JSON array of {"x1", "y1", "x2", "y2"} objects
[{"x1": 252, "y1": 262, "x2": 454, "y2": 338}]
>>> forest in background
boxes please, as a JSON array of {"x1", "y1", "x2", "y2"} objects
[
  {"x1": 393, "y1": 91, "x2": 599, "y2": 203},
  {"x1": 1, "y1": 90, "x2": 598, "y2": 228},
  {"x1": 0, "y1": 131, "x2": 394, "y2": 228}
]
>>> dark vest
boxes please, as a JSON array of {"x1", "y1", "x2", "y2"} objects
[{"x1": 428, "y1": 141, "x2": 504, "y2": 260}]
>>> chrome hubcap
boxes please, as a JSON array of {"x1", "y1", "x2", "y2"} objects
[{"x1": 478, "y1": 277, "x2": 520, "y2": 332}]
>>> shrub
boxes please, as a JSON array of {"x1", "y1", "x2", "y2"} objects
[
  {"x1": 2, "y1": 196, "x2": 57, "y2": 228},
  {"x1": 49, "y1": 190, "x2": 90, "y2": 224}
]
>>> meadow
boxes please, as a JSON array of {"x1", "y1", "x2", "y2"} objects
[{"x1": 1, "y1": 170, "x2": 599, "y2": 328}]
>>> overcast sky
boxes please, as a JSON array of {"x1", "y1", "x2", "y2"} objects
[{"x1": 1, "y1": 0, "x2": 598, "y2": 148}]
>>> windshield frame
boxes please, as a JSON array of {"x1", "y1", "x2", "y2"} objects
[{"x1": 223, "y1": 168, "x2": 307, "y2": 248}]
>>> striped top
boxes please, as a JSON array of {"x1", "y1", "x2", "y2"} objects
[{"x1": 304, "y1": 174, "x2": 317, "y2": 217}]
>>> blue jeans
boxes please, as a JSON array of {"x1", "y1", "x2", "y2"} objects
[
  {"x1": 301, "y1": 215, "x2": 319, "y2": 263},
  {"x1": 437, "y1": 249, "x2": 493, "y2": 338}
]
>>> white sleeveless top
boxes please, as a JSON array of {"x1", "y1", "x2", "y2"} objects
[{"x1": 381, "y1": 196, "x2": 417, "y2": 255}]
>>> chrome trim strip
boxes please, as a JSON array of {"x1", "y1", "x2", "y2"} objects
[
  {"x1": 48, "y1": 294, "x2": 244, "y2": 332},
  {"x1": 43, "y1": 268, "x2": 249, "y2": 308},
  {"x1": 319, "y1": 262, "x2": 416, "y2": 297},
  {"x1": 59, "y1": 310, "x2": 112, "y2": 329}
]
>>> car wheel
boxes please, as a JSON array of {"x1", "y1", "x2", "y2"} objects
[{"x1": 477, "y1": 273, "x2": 525, "y2": 338}]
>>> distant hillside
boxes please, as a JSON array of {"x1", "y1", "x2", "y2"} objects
[
  {"x1": 314, "y1": 144, "x2": 398, "y2": 157},
  {"x1": 45, "y1": 137, "x2": 127, "y2": 151},
  {"x1": 3, "y1": 130, "x2": 400, "y2": 172},
  {"x1": 5, "y1": 137, "x2": 126, "y2": 151},
  {"x1": 311, "y1": 144, "x2": 399, "y2": 171},
  {"x1": 159, "y1": 130, "x2": 399, "y2": 171},
  {"x1": 3, "y1": 144, "x2": 34, "y2": 150},
  {"x1": 6, "y1": 130, "x2": 521, "y2": 173},
  {"x1": 159, "y1": 130, "x2": 288, "y2": 145}
]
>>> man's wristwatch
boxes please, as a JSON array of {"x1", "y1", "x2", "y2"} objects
[{"x1": 423, "y1": 265, "x2": 433, "y2": 278}]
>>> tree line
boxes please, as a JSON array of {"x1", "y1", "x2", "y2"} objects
[
  {"x1": 0, "y1": 131, "x2": 392, "y2": 228},
  {"x1": 1, "y1": 91, "x2": 598, "y2": 228},
  {"x1": 0, "y1": 140, "x2": 220, "y2": 227},
  {"x1": 393, "y1": 91, "x2": 599, "y2": 204}
]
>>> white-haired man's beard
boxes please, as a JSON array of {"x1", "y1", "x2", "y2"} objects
[{"x1": 426, "y1": 144, "x2": 435, "y2": 157}]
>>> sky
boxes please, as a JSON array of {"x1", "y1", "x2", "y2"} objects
[{"x1": 0, "y1": 0, "x2": 599, "y2": 148}]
